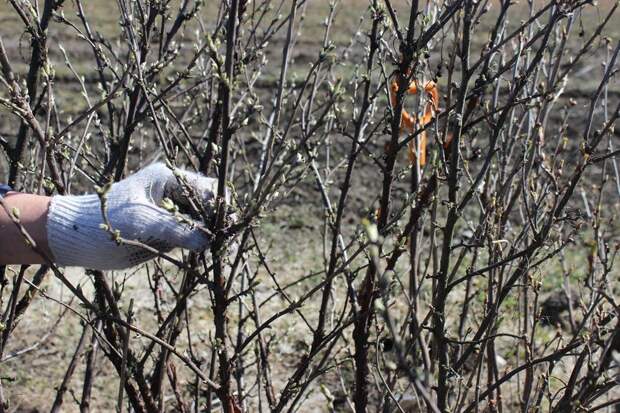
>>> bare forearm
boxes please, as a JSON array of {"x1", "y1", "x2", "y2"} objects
[{"x1": 0, "y1": 192, "x2": 52, "y2": 265}]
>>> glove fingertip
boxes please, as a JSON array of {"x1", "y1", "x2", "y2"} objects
[{"x1": 178, "y1": 229, "x2": 211, "y2": 252}]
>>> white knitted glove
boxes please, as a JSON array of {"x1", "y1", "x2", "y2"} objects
[{"x1": 47, "y1": 163, "x2": 223, "y2": 270}]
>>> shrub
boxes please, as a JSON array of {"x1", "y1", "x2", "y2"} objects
[{"x1": 0, "y1": 0, "x2": 619, "y2": 411}]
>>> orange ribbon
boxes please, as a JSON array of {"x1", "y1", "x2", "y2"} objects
[{"x1": 389, "y1": 78, "x2": 438, "y2": 166}]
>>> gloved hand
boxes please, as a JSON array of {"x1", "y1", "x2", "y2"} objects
[{"x1": 47, "y1": 163, "x2": 224, "y2": 270}]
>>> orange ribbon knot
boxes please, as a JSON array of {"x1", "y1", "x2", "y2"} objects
[{"x1": 389, "y1": 77, "x2": 439, "y2": 166}]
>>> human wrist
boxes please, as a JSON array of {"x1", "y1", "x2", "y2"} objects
[
  {"x1": 0, "y1": 192, "x2": 53, "y2": 264},
  {"x1": 46, "y1": 194, "x2": 113, "y2": 269}
]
